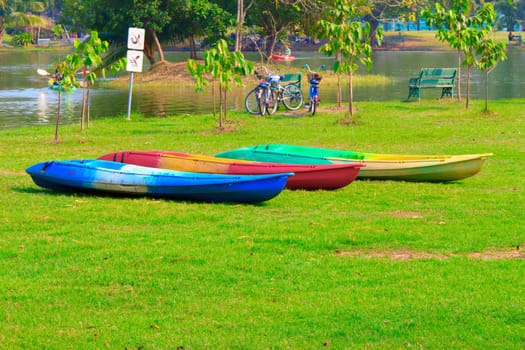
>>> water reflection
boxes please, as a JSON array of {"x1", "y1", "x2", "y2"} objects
[
  {"x1": 1, "y1": 49, "x2": 524, "y2": 130},
  {"x1": 37, "y1": 91, "x2": 48, "y2": 123}
]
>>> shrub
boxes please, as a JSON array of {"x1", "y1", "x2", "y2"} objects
[{"x1": 13, "y1": 33, "x2": 33, "y2": 47}]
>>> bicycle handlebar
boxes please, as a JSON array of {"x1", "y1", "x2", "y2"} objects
[{"x1": 303, "y1": 64, "x2": 326, "y2": 74}]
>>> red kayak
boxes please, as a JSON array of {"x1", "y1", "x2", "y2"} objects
[
  {"x1": 97, "y1": 151, "x2": 364, "y2": 190},
  {"x1": 271, "y1": 54, "x2": 296, "y2": 61}
]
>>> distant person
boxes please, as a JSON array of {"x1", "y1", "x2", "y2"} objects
[
  {"x1": 52, "y1": 67, "x2": 63, "y2": 86},
  {"x1": 508, "y1": 31, "x2": 514, "y2": 41}
]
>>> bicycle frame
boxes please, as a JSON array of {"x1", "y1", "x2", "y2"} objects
[
  {"x1": 309, "y1": 79, "x2": 320, "y2": 104},
  {"x1": 256, "y1": 80, "x2": 271, "y2": 115},
  {"x1": 245, "y1": 66, "x2": 304, "y2": 115},
  {"x1": 304, "y1": 64, "x2": 323, "y2": 115}
]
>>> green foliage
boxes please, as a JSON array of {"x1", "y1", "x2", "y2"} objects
[
  {"x1": 422, "y1": 1, "x2": 502, "y2": 103},
  {"x1": 72, "y1": 30, "x2": 110, "y2": 84},
  {"x1": 476, "y1": 37, "x2": 507, "y2": 112},
  {"x1": 422, "y1": 1, "x2": 471, "y2": 51},
  {"x1": 318, "y1": 0, "x2": 383, "y2": 116},
  {"x1": 187, "y1": 39, "x2": 253, "y2": 128},
  {"x1": 245, "y1": 0, "x2": 309, "y2": 58},
  {"x1": 51, "y1": 24, "x2": 64, "y2": 38},
  {"x1": 12, "y1": 32, "x2": 32, "y2": 47},
  {"x1": 51, "y1": 59, "x2": 80, "y2": 141},
  {"x1": 494, "y1": 0, "x2": 519, "y2": 30},
  {"x1": 61, "y1": 0, "x2": 235, "y2": 62}
]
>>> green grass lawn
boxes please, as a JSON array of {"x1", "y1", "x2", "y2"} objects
[{"x1": 1, "y1": 98, "x2": 524, "y2": 349}]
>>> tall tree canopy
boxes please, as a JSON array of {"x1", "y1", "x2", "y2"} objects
[{"x1": 61, "y1": 0, "x2": 234, "y2": 64}]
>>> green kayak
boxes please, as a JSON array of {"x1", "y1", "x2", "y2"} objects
[{"x1": 215, "y1": 144, "x2": 492, "y2": 182}]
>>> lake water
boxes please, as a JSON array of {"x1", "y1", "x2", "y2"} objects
[{"x1": 1, "y1": 48, "x2": 524, "y2": 130}]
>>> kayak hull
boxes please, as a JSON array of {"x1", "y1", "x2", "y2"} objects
[
  {"x1": 215, "y1": 144, "x2": 492, "y2": 182},
  {"x1": 26, "y1": 159, "x2": 292, "y2": 203},
  {"x1": 97, "y1": 151, "x2": 364, "y2": 190}
]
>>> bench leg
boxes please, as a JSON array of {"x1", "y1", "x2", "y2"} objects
[
  {"x1": 408, "y1": 87, "x2": 420, "y2": 100},
  {"x1": 441, "y1": 87, "x2": 452, "y2": 99}
]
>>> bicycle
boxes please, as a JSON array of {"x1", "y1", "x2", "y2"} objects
[
  {"x1": 270, "y1": 72, "x2": 304, "y2": 112},
  {"x1": 245, "y1": 66, "x2": 304, "y2": 116},
  {"x1": 245, "y1": 67, "x2": 272, "y2": 116},
  {"x1": 303, "y1": 64, "x2": 325, "y2": 116}
]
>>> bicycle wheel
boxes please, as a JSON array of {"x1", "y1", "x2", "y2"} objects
[
  {"x1": 257, "y1": 88, "x2": 266, "y2": 116},
  {"x1": 282, "y1": 84, "x2": 303, "y2": 110},
  {"x1": 310, "y1": 99, "x2": 317, "y2": 116},
  {"x1": 266, "y1": 89, "x2": 279, "y2": 115},
  {"x1": 244, "y1": 88, "x2": 260, "y2": 115}
]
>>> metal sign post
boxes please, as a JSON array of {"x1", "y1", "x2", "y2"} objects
[{"x1": 126, "y1": 27, "x2": 145, "y2": 120}]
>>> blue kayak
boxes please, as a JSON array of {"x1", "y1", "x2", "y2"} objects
[{"x1": 26, "y1": 160, "x2": 293, "y2": 203}]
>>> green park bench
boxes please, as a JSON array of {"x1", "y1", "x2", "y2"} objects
[
  {"x1": 408, "y1": 68, "x2": 457, "y2": 101},
  {"x1": 279, "y1": 73, "x2": 302, "y2": 90},
  {"x1": 281, "y1": 73, "x2": 302, "y2": 87}
]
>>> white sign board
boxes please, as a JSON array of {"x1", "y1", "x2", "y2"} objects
[
  {"x1": 126, "y1": 50, "x2": 144, "y2": 72},
  {"x1": 127, "y1": 27, "x2": 145, "y2": 50}
]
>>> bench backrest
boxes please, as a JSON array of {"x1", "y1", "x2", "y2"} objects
[
  {"x1": 281, "y1": 73, "x2": 301, "y2": 83},
  {"x1": 419, "y1": 68, "x2": 457, "y2": 81}
]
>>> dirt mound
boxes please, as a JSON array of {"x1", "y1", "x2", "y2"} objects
[{"x1": 121, "y1": 60, "x2": 195, "y2": 84}]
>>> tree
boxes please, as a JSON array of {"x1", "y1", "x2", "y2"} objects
[
  {"x1": 62, "y1": 0, "x2": 234, "y2": 64},
  {"x1": 363, "y1": 0, "x2": 426, "y2": 45},
  {"x1": 495, "y1": 0, "x2": 518, "y2": 31},
  {"x1": 422, "y1": 0, "x2": 473, "y2": 101},
  {"x1": 476, "y1": 38, "x2": 507, "y2": 113},
  {"x1": 0, "y1": 0, "x2": 50, "y2": 46},
  {"x1": 234, "y1": 0, "x2": 255, "y2": 52},
  {"x1": 61, "y1": 0, "x2": 169, "y2": 65},
  {"x1": 462, "y1": 3, "x2": 498, "y2": 109},
  {"x1": 67, "y1": 31, "x2": 125, "y2": 130},
  {"x1": 169, "y1": 0, "x2": 234, "y2": 59},
  {"x1": 52, "y1": 60, "x2": 79, "y2": 142},
  {"x1": 245, "y1": 0, "x2": 309, "y2": 60},
  {"x1": 462, "y1": 26, "x2": 483, "y2": 110},
  {"x1": 319, "y1": 0, "x2": 382, "y2": 117},
  {"x1": 187, "y1": 39, "x2": 253, "y2": 129},
  {"x1": 128, "y1": 0, "x2": 171, "y2": 63},
  {"x1": 318, "y1": 0, "x2": 369, "y2": 107}
]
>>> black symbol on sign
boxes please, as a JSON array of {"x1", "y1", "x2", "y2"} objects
[{"x1": 131, "y1": 33, "x2": 141, "y2": 45}]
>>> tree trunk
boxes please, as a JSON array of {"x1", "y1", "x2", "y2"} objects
[
  {"x1": 150, "y1": 29, "x2": 165, "y2": 62},
  {"x1": 86, "y1": 88, "x2": 91, "y2": 127},
  {"x1": 465, "y1": 65, "x2": 470, "y2": 109},
  {"x1": 143, "y1": 28, "x2": 165, "y2": 65},
  {"x1": 189, "y1": 35, "x2": 197, "y2": 59},
  {"x1": 219, "y1": 85, "x2": 224, "y2": 128},
  {"x1": 337, "y1": 74, "x2": 342, "y2": 107},
  {"x1": 368, "y1": 19, "x2": 380, "y2": 47},
  {"x1": 224, "y1": 89, "x2": 227, "y2": 122},
  {"x1": 235, "y1": 0, "x2": 243, "y2": 52},
  {"x1": 485, "y1": 69, "x2": 489, "y2": 112},
  {"x1": 266, "y1": 33, "x2": 278, "y2": 59},
  {"x1": 81, "y1": 83, "x2": 86, "y2": 130},
  {"x1": 212, "y1": 80, "x2": 216, "y2": 118},
  {"x1": 456, "y1": 49, "x2": 462, "y2": 101},
  {"x1": 336, "y1": 50, "x2": 342, "y2": 107},
  {"x1": 348, "y1": 70, "x2": 354, "y2": 116},
  {"x1": 234, "y1": 0, "x2": 254, "y2": 52},
  {"x1": 143, "y1": 41, "x2": 156, "y2": 65}
]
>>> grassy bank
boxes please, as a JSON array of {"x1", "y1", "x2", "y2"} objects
[{"x1": 1, "y1": 99, "x2": 524, "y2": 349}]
